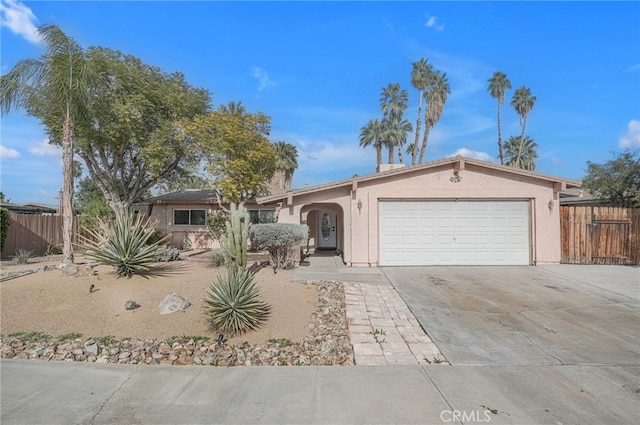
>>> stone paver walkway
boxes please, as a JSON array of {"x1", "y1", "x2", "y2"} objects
[{"x1": 344, "y1": 282, "x2": 448, "y2": 366}]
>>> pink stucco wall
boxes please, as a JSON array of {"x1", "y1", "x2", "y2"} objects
[
  {"x1": 274, "y1": 163, "x2": 564, "y2": 266},
  {"x1": 150, "y1": 203, "x2": 276, "y2": 250}
]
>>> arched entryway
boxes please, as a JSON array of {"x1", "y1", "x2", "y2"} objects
[{"x1": 300, "y1": 203, "x2": 344, "y2": 254}]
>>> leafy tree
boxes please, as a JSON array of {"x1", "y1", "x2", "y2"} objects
[
  {"x1": 185, "y1": 104, "x2": 277, "y2": 203},
  {"x1": 410, "y1": 58, "x2": 433, "y2": 165},
  {"x1": 75, "y1": 176, "x2": 113, "y2": 230},
  {"x1": 0, "y1": 207, "x2": 9, "y2": 252},
  {"x1": 58, "y1": 47, "x2": 211, "y2": 214},
  {"x1": 487, "y1": 71, "x2": 512, "y2": 165},
  {"x1": 504, "y1": 135, "x2": 538, "y2": 171},
  {"x1": 160, "y1": 174, "x2": 210, "y2": 193},
  {"x1": 0, "y1": 192, "x2": 10, "y2": 203},
  {"x1": 510, "y1": 86, "x2": 537, "y2": 169},
  {"x1": 582, "y1": 151, "x2": 640, "y2": 207},
  {"x1": 273, "y1": 141, "x2": 298, "y2": 191},
  {"x1": 359, "y1": 118, "x2": 384, "y2": 167},
  {"x1": 1, "y1": 25, "x2": 89, "y2": 264},
  {"x1": 419, "y1": 70, "x2": 451, "y2": 164}
]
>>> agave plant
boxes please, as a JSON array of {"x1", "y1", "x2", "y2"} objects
[
  {"x1": 204, "y1": 268, "x2": 271, "y2": 336},
  {"x1": 77, "y1": 211, "x2": 169, "y2": 277},
  {"x1": 12, "y1": 249, "x2": 34, "y2": 264}
]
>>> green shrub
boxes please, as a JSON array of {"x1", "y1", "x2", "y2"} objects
[
  {"x1": 0, "y1": 207, "x2": 9, "y2": 252},
  {"x1": 210, "y1": 250, "x2": 226, "y2": 267},
  {"x1": 13, "y1": 249, "x2": 34, "y2": 264},
  {"x1": 204, "y1": 268, "x2": 271, "y2": 336},
  {"x1": 8, "y1": 331, "x2": 51, "y2": 342},
  {"x1": 250, "y1": 223, "x2": 309, "y2": 270},
  {"x1": 43, "y1": 240, "x2": 61, "y2": 256},
  {"x1": 77, "y1": 210, "x2": 170, "y2": 277},
  {"x1": 57, "y1": 332, "x2": 82, "y2": 341},
  {"x1": 206, "y1": 209, "x2": 228, "y2": 247},
  {"x1": 155, "y1": 245, "x2": 181, "y2": 262}
]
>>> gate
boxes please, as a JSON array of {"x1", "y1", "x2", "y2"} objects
[
  {"x1": 590, "y1": 219, "x2": 630, "y2": 264},
  {"x1": 561, "y1": 206, "x2": 640, "y2": 265}
]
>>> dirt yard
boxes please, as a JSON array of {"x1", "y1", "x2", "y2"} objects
[{"x1": 0, "y1": 253, "x2": 317, "y2": 345}]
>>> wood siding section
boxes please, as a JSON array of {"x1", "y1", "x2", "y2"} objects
[{"x1": 561, "y1": 206, "x2": 640, "y2": 265}]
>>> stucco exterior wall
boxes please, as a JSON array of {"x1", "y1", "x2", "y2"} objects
[
  {"x1": 274, "y1": 163, "x2": 563, "y2": 266},
  {"x1": 150, "y1": 203, "x2": 276, "y2": 250}
]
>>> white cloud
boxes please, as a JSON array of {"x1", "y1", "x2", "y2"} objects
[
  {"x1": 29, "y1": 138, "x2": 61, "y2": 156},
  {"x1": 252, "y1": 67, "x2": 277, "y2": 92},
  {"x1": 628, "y1": 63, "x2": 640, "y2": 72},
  {"x1": 424, "y1": 14, "x2": 444, "y2": 32},
  {"x1": 0, "y1": 0, "x2": 40, "y2": 44},
  {"x1": 619, "y1": 119, "x2": 640, "y2": 149},
  {"x1": 449, "y1": 148, "x2": 494, "y2": 162},
  {"x1": 0, "y1": 145, "x2": 21, "y2": 159}
]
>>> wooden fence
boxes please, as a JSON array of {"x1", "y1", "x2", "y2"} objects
[
  {"x1": 561, "y1": 206, "x2": 640, "y2": 265},
  {"x1": 0, "y1": 213, "x2": 89, "y2": 258}
]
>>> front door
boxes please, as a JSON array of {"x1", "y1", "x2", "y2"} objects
[{"x1": 316, "y1": 210, "x2": 337, "y2": 249}]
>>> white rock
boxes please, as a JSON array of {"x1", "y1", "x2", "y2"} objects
[{"x1": 159, "y1": 292, "x2": 191, "y2": 315}]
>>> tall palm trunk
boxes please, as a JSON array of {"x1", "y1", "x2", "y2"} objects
[
  {"x1": 412, "y1": 91, "x2": 423, "y2": 165},
  {"x1": 497, "y1": 102, "x2": 504, "y2": 165},
  {"x1": 376, "y1": 145, "x2": 382, "y2": 166},
  {"x1": 62, "y1": 43, "x2": 77, "y2": 264},
  {"x1": 517, "y1": 118, "x2": 528, "y2": 168},
  {"x1": 62, "y1": 113, "x2": 74, "y2": 264},
  {"x1": 418, "y1": 125, "x2": 431, "y2": 164},
  {"x1": 387, "y1": 145, "x2": 394, "y2": 164},
  {"x1": 397, "y1": 143, "x2": 404, "y2": 164}
]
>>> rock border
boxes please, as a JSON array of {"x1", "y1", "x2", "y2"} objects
[{"x1": 1, "y1": 280, "x2": 354, "y2": 366}]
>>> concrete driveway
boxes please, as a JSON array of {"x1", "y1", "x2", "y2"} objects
[{"x1": 383, "y1": 265, "x2": 640, "y2": 366}]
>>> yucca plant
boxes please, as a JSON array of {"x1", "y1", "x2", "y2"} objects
[
  {"x1": 12, "y1": 249, "x2": 34, "y2": 264},
  {"x1": 204, "y1": 268, "x2": 271, "y2": 336},
  {"x1": 77, "y1": 210, "x2": 170, "y2": 277}
]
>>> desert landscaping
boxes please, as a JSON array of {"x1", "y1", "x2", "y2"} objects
[{"x1": 0, "y1": 253, "x2": 354, "y2": 366}]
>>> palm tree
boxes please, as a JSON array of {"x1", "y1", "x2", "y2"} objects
[
  {"x1": 384, "y1": 116, "x2": 413, "y2": 165},
  {"x1": 504, "y1": 135, "x2": 538, "y2": 170},
  {"x1": 410, "y1": 59, "x2": 433, "y2": 165},
  {"x1": 273, "y1": 141, "x2": 298, "y2": 190},
  {"x1": 487, "y1": 71, "x2": 512, "y2": 165},
  {"x1": 219, "y1": 100, "x2": 246, "y2": 117},
  {"x1": 379, "y1": 83, "x2": 409, "y2": 163},
  {"x1": 1, "y1": 25, "x2": 88, "y2": 265},
  {"x1": 511, "y1": 86, "x2": 537, "y2": 170},
  {"x1": 419, "y1": 70, "x2": 451, "y2": 164},
  {"x1": 359, "y1": 118, "x2": 384, "y2": 167}
]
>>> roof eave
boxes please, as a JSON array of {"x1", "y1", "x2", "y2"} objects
[{"x1": 256, "y1": 156, "x2": 582, "y2": 204}]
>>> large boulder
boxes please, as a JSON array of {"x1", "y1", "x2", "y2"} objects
[{"x1": 159, "y1": 292, "x2": 191, "y2": 315}]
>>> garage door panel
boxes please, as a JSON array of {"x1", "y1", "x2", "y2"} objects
[{"x1": 379, "y1": 200, "x2": 530, "y2": 266}]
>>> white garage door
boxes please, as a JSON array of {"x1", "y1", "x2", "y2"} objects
[{"x1": 379, "y1": 200, "x2": 530, "y2": 266}]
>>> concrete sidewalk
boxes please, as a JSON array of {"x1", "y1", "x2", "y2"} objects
[
  {"x1": 294, "y1": 251, "x2": 390, "y2": 285},
  {"x1": 2, "y1": 360, "x2": 637, "y2": 424},
  {"x1": 2, "y1": 258, "x2": 638, "y2": 424}
]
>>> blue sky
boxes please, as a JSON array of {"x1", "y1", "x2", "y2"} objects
[{"x1": 1, "y1": 1, "x2": 639, "y2": 205}]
